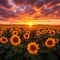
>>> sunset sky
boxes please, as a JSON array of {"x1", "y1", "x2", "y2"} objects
[{"x1": 0, "y1": 0, "x2": 60, "y2": 24}]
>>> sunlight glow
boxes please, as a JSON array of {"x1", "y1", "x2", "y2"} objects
[
  {"x1": 28, "y1": 22, "x2": 33, "y2": 26},
  {"x1": 0, "y1": 20, "x2": 60, "y2": 25}
]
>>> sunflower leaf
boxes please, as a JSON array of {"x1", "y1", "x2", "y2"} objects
[
  {"x1": 4, "y1": 50, "x2": 15, "y2": 60},
  {"x1": 47, "y1": 51, "x2": 58, "y2": 60}
]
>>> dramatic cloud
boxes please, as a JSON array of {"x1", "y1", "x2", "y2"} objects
[
  {"x1": 0, "y1": 0, "x2": 60, "y2": 22},
  {"x1": 0, "y1": 0, "x2": 12, "y2": 8},
  {"x1": 13, "y1": 0, "x2": 45, "y2": 7},
  {"x1": 0, "y1": 8, "x2": 17, "y2": 19}
]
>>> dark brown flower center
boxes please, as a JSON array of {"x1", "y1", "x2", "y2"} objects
[
  {"x1": 14, "y1": 32, "x2": 17, "y2": 34},
  {"x1": 25, "y1": 35, "x2": 28, "y2": 37},
  {"x1": 55, "y1": 39, "x2": 57, "y2": 42},
  {"x1": 48, "y1": 31, "x2": 50, "y2": 32},
  {"x1": 30, "y1": 45, "x2": 36, "y2": 51},
  {"x1": 27, "y1": 32, "x2": 29, "y2": 33},
  {"x1": 13, "y1": 37, "x2": 19, "y2": 43},
  {"x1": 47, "y1": 40, "x2": 53, "y2": 45},
  {"x1": 58, "y1": 31, "x2": 60, "y2": 32},
  {"x1": 38, "y1": 32, "x2": 40, "y2": 34},
  {"x1": 51, "y1": 32, "x2": 54, "y2": 34},
  {"x1": 2, "y1": 38, "x2": 6, "y2": 42}
]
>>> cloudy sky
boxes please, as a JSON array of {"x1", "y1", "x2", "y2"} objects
[{"x1": 0, "y1": 0, "x2": 60, "y2": 23}]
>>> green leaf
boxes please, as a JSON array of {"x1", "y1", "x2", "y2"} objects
[
  {"x1": 30, "y1": 56, "x2": 37, "y2": 60},
  {"x1": 4, "y1": 50, "x2": 15, "y2": 60},
  {"x1": 47, "y1": 51, "x2": 58, "y2": 60},
  {"x1": 29, "y1": 55, "x2": 43, "y2": 60}
]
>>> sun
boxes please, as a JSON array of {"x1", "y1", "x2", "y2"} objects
[{"x1": 28, "y1": 22, "x2": 33, "y2": 26}]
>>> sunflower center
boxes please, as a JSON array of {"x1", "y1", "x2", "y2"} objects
[
  {"x1": 38, "y1": 32, "x2": 40, "y2": 34},
  {"x1": 30, "y1": 45, "x2": 36, "y2": 51},
  {"x1": 2, "y1": 38, "x2": 6, "y2": 42},
  {"x1": 51, "y1": 32, "x2": 54, "y2": 34},
  {"x1": 14, "y1": 32, "x2": 17, "y2": 34},
  {"x1": 58, "y1": 31, "x2": 60, "y2": 32},
  {"x1": 47, "y1": 40, "x2": 53, "y2": 45},
  {"x1": 13, "y1": 37, "x2": 19, "y2": 43},
  {"x1": 55, "y1": 39, "x2": 57, "y2": 42},
  {"x1": 25, "y1": 35, "x2": 28, "y2": 37},
  {"x1": 48, "y1": 31, "x2": 50, "y2": 32},
  {"x1": 27, "y1": 32, "x2": 29, "y2": 34}
]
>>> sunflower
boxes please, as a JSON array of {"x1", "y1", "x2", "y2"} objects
[
  {"x1": 41, "y1": 30, "x2": 46, "y2": 35},
  {"x1": 36, "y1": 31, "x2": 41, "y2": 36},
  {"x1": 27, "y1": 42, "x2": 39, "y2": 55},
  {"x1": 2, "y1": 31, "x2": 4, "y2": 34},
  {"x1": 1, "y1": 27, "x2": 6, "y2": 32},
  {"x1": 12, "y1": 31, "x2": 18, "y2": 35},
  {"x1": 0, "y1": 37, "x2": 8, "y2": 44},
  {"x1": 54, "y1": 38, "x2": 59, "y2": 43},
  {"x1": 14, "y1": 27, "x2": 19, "y2": 31},
  {"x1": 47, "y1": 29, "x2": 51, "y2": 33},
  {"x1": 57, "y1": 30, "x2": 60, "y2": 34},
  {"x1": 26, "y1": 31, "x2": 30, "y2": 34},
  {"x1": 18, "y1": 29, "x2": 22, "y2": 33},
  {"x1": 45, "y1": 38, "x2": 55, "y2": 48},
  {"x1": 23, "y1": 33, "x2": 30, "y2": 40},
  {"x1": 49, "y1": 30, "x2": 55, "y2": 36},
  {"x1": 10, "y1": 35, "x2": 21, "y2": 46},
  {"x1": 10, "y1": 28, "x2": 14, "y2": 33}
]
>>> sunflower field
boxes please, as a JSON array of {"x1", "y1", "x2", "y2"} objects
[{"x1": 0, "y1": 25, "x2": 60, "y2": 60}]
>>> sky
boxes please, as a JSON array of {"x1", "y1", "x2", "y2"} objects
[{"x1": 0, "y1": 0, "x2": 60, "y2": 23}]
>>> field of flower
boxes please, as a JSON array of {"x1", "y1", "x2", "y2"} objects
[{"x1": 0, "y1": 24, "x2": 60, "y2": 60}]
